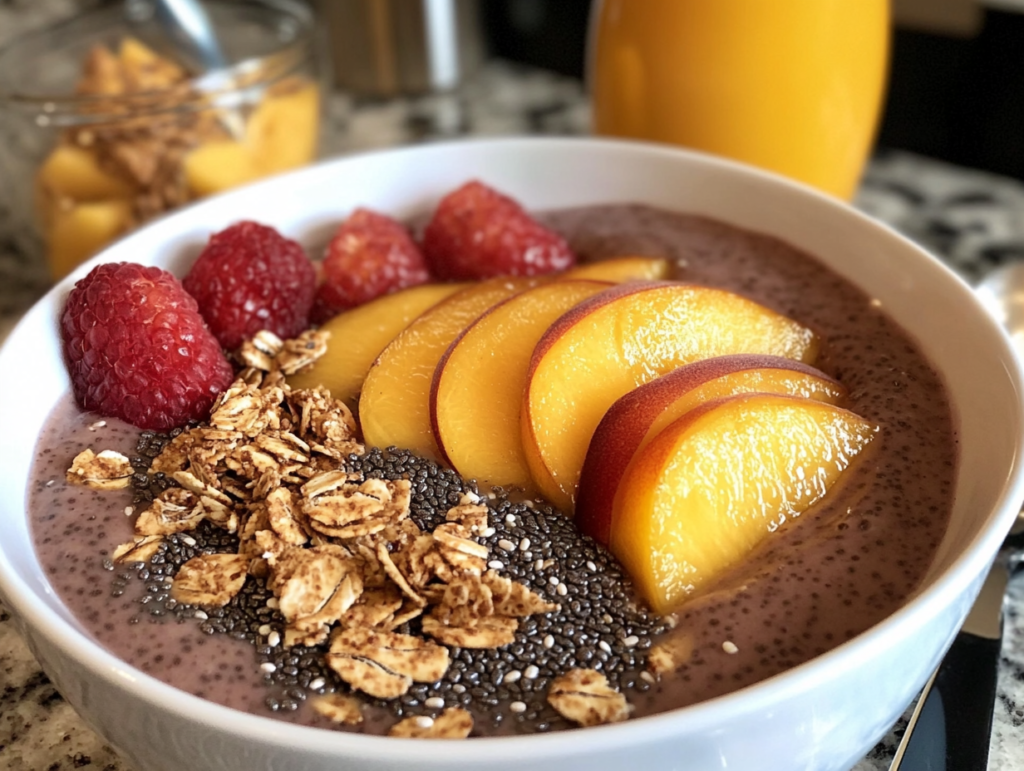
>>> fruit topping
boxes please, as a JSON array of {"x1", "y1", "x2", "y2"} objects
[
  {"x1": 575, "y1": 354, "x2": 847, "y2": 545},
  {"x1": 608, "y1": 393, "x2": 877, "y2": 613},
  {"x1": 430, "y1": 279, "x2": 611, "y2": 489},
  {"x1": 60, "y1": 262, "x2": 234, "y2": 430},
  {"x1": 359, "y1": 277, "x2": 538, "y2": 459},
  {"x1": 289, "y1": 283, "x2": 464, "y2": 407},
  {"x1": 183, "y1": 221, "x2": 316, "y2": 350},
  {"x1": 311, "y1": 208, "x2": 431, "y2": 324},
  {"x1": 521, "y1": 282, "x2": 820, "y2": 512},
  {"x1": 422, "y1": 180, "x2": 577, "y2": 280}
]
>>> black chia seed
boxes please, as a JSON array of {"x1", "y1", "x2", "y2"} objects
[{"x1": 123, "y1": 439, "x2": 669, "y2": 734}]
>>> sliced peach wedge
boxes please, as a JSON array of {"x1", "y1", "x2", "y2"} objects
[
  {"x1": 288, "y1": 283, "x2": 464, "y2": 407},
  {"x1": 521, "y1": 282, "x2": 820, "y2": 512},
  {"x1": 609, "y1": 393, "x2": 878, "y2": 614},
  {"x1": 575, "y1": 354, "x2": 846, "y2": 545},
  {"x1": 430, "y1": 279, "x2": 611, "y2": 489},
  {"x1": 562, "y1": 256, "x2": 671, "y2": 283},
  {"x1": 360, "y1": 277, "x2": 538, "y2": 459}
]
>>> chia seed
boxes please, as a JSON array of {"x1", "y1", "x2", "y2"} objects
[{"x1": 121, "y1": 441, "x2": 668, "y2": 734}]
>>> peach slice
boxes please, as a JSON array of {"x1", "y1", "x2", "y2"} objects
[
  {"x1": 288, "y1": 283, "x2": 464, "y2": 407},
  {"x1": 48, "y1": 200, "x2": 134, "y2": 280},
  {"x1": 37, "y1": 145, "x2": 135, "y2": 201},
  {"x1": 521, "y1": 282, "x2": 819, "y2": 512},
  {"x1": 360, "y1": 277, "x2": 538, "y2": 459},
  {"x1": 563, "y1": 256, "x2": 671, "y2": 283},
  {"x1": 609, "y1": 393, "x2": 877, "y2": 613},
  {"x1": 430, "y1": 279, "x2": 611, "y2": 488},
  {"x1": 576, "y1": 354, "x2": 846, "y2": 544}
]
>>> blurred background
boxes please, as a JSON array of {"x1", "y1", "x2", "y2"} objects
[{"x1": 4, "y1": 0, "x2": 1024, "y2": 178}]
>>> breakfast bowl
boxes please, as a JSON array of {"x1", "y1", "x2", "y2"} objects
[{"x1": 1, "y1": 137, "x2": 1022, "y2": 771}]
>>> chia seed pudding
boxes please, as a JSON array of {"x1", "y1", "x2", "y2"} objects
[{"x1": 28, "y1": 204, "x2": 957, "y2": 736}]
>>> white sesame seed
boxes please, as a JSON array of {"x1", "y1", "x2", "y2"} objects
[
  {"x1": 266, "y1": 597, "x2": 279, "y2": 610},
  {"x1": 586, "y1": 560, "x2": 597, "y2": 571},
  {"x1": 260, "y1": 662, "x2": 277, "y2": 673},
  {"x1": 504, "y1": 670, "x2": 522, "y2": 684},
  {"x1": 258, "y1": 624, "x2": 272, "y2": 636},
  {"x1": 599, "y1": 640, "x2": 612, "y2": 654},
  {"x1": 510, "y1": 701, "x2": 527, "y2": 713},
  {"x1": 722, "y1": 641, "x2": 739, "y2": 654},
  {"x1": 542, "y1": 559, "x2": 556, "y2": 569},
  {"x1": 523, "y1": 499, "x2": 535, "y2": 508},
  {"x1": 543, "y1": 635, "x2": 554, "y2": 648},
  {"x1": 497, "y1": 539, "x2": 515, "y2": 552},
  {"x1": 523, "y1": 552, "x2": 532, "y2": 560},
  {"x1": 309, "y1": 677, "x2": 326, "y2": 690},
  {"x1": 194, "y1": 610, "x2": 208, "y2": 620},
  {"x1": 88, "y1": 420, "x2": 106, "y2": 430},
  {"x1": 462, "y1": 491, "x2": 481, "y2": 503},
  {"x1": 488, "y1": 560, "x2": 504, "y2": 570},
  {"x1": 602, "y1": 614, "x2": 613, "y2": 624},
  {"x1": 164, "y1": 575, "x2": 174, "y2": 583},
  {"x1": 124, "y1": 506, "x2": 134, "y2": 516},
  {"x1": 640, "y1": 671, "x2": 656, "y2": 684},
  {"x1": 483, "y1": 527, "x2": 496, "y2": 537},
  {"x1": 505, "y1": 513, "x2": 515, "y2": 525},
  {"x1": 425, "y1": 696, "x2": 445, "y2": 709},
  {"x1": 524, "y1": 665, "x2": 539, "y2": 679},
  {"x1": 414, "y1": 716, "x2": 434, "y2": 728},
  {"x1": 46, "y1": 479, "x2": 54, "y2": 487},
  {"x1": 268, "y1": 631, "x2": 281, "y2": 647},
  {"x1": 556, "y1": 583, "x2": 568, "y2": 596},
  {"x1": 519, "y1": 537, "x2": 531, "y2": 551},
  {"x1": 453, "y1": 684, "x2": 466, "y2": 694},
  {"x1": 548, "y1": 576, "x2": 559, "y2": 586},
  {"x1": 623, "y1": 635, "x2": 639, "y2": 647},
  {"x1": 534, "y1": 559, "x2": 545, "y2": 570},
  {"x1": 182, "y1": 536, "x2": 196, "y2": 546}
]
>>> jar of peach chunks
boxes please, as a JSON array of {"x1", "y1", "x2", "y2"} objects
[{"x1": 0, "y1": 0, "x2": 325, "y2": 281}]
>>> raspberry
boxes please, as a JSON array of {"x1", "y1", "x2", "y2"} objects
[
  {"x1": 422, "y1": 180, "x2": 576, "y2": 280},
  {"x1": 183, "y1": 221, "x2": 316, "y2": 350},
  {"x1": 60, "y1": 262, "x2": 234, "y2": 431},
  {"x1": 311, "y1": 208, "x2": 430, "y2": 324}
]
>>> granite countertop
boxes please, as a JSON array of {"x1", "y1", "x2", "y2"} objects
[{"x1": 2, "y1": 7, "x2": 1024, "y2": 771}]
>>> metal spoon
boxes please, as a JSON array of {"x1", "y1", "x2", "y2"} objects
[{"x1": 124, "y1": 0, "x2": 246, "y2": 139}]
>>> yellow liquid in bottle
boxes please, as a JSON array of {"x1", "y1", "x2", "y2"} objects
[{"x1": 590, "y1": 0, "x2": 890, "y2": 200}]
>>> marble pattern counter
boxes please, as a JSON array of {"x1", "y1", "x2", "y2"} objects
[{"x1": 2, "y1": 5, "x2": 1024, "y2": 771}]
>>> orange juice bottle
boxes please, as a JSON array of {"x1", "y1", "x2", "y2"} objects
[{"x1": 590, "y1": 0, "x2": 890, "y2": 200}]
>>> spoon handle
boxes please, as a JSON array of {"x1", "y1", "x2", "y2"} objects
[{"x1": 889, "y1": 562, "x2": 1009, "y2": 771}]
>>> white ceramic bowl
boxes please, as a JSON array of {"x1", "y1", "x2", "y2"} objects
[{"x1": 2, "y1": 138, "x2": 1023, "y2": 771}]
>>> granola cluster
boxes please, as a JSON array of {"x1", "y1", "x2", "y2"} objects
[{"x1": 70, "y1": 328, "x2": 636, "y2": 735}]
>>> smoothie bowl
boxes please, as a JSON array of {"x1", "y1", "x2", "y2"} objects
[{"x1": 1, "y1": 137, "x2": 1023, "y2": 771}]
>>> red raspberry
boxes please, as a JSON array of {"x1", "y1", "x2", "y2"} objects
[
  {"x1": 422, "y1": 180, "x2": 576, "y2": 280},
  {"x1": 183, "y1": 221, "x2": 316, "y2": 350},
  {"x1": 60, "y1": 262, "x2": 234, "y2": 431},
  {"x1": 311, "y1": 208, "x2": 430, "y2": 324}
]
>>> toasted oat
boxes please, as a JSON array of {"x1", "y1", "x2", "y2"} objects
[
  {"x1": 375, "y1": 540, "x2": 425, "y2": 606},
  {"x1": 171, "y1": 469, "x2": 233, "y2": 507},
  {"x1": 171, "y1": 553, "x2": 249, "y2": 606},
  {"x1": 311, "y1": 693, "x2": 364, "y2": 725},
  {"x1": 326, "y1": 627, "x2": 450, "y2": 699},
  {"x1": 238, "y1": 330, "x2": 284, "y2": 371},
  {"x1": 444, "y1": 502, "x2": 489, "y2": 535},
  {"x1": 265, "y1": 487, "x2": 308, "y2": 545},
  {"x1": 134, "y1": 487, "x2": 204, "y2": 536},
  {"x1": 66, "y1": 448, "x2": 133, "y2": 490},
  {"x1": 339, "y1": 586, "x2": 405, "y2": 629},
  {"x1": 646, "y1": 635, "x2": 694, "y2": 676},
  {"x1": 277, "y1": 329, "x2": 330, "y2": 375},
  {"x1": 112, "y1": 534, "x2": 164, "y2": 563},
  {"x1": 421, "y1": 613, "x2": 518, "y2": 649},
  {"x1": 271, "y1": 548, "x2": 364, "y2": 645},
  {"x1": 303, "y1": 478, "x2": 411, "y2": 539},
  {"x1": 547, "y1": 669, "x2": 632, "y2": 727},
  {"x1": 388, "y1": 707, "x2": 473, "y2": 739},
  {"x1": 481, "y1": 571, "x2": 560, "y2": 617}
]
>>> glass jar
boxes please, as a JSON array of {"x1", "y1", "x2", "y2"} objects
[{"x1": 0, "y1": 0, "x2": 326, "y2": 280}]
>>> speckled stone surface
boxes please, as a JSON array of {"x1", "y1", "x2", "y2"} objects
[{"x1": 2, "y1": 3, "x2": 1024, "y2": 771}]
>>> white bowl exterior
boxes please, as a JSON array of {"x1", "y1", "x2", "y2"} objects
[{"x1": 2, "y1": 138, "x2": 1023, "y2": 771}]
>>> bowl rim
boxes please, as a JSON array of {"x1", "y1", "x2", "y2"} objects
[{"x1": 3, "y1": 135, "x2": 1023, "y2": 760}]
